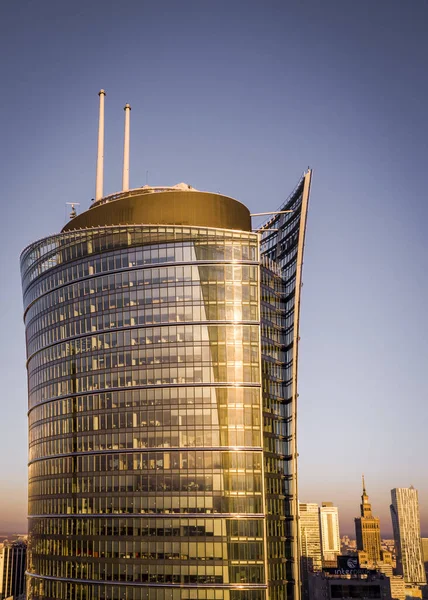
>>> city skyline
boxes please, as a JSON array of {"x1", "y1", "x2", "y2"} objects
[
  {"x1": 1, "y1": 0, "x2": 428, "y2": 539},
  {"x1": 299, "y1": 484, "x2": 428, "y2": 539}
]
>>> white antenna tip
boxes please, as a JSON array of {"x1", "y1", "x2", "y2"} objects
[
  {"x1": 99, "y1": 89, "x2": 106, "y2": 96},
  {"x1": 124, "y1": 103, "x2": 131, "y2": 110}
]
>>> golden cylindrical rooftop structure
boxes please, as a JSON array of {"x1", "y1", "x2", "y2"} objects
[{"x1": 62, "y1": 185, "x2": 252, "y2": 233}]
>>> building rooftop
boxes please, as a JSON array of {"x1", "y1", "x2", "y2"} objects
[{"x1": 92, "y1": 182, "x2": 199, "y2": 208}]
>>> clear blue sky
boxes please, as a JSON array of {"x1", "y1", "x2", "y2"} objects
[{"x1": 1, "y1": 0, "x2": 427, "y2": 536}]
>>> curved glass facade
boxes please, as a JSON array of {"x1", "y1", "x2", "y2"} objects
[
  {"x1": 22, "y1": 226, "x2": 266, "y2": 600},
  {"x1": 21, "y1": 173, "x2": 311, "y2": 600}
]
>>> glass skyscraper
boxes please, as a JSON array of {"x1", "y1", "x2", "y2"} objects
[
  {"x1": 21, "y1": 173, "x2": 311, "y2": 600},
  {"x1": 390, "y1": 487, "x2": 426, "y2": 585},
  {"x1": 298, "y1": 503, "x2": 322, "y2": 600},
  {"x1": 319, "y1": 503, "x2": 341, "y2": 564},
  {"x1": 0, "y1": 538, "x2": 27, "y2": 599}
]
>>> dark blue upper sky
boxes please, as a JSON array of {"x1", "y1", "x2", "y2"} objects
[{"x1": 1, "y1": 0, "x2": 427, "y2": 534}]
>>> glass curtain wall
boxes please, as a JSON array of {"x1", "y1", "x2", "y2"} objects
[
  {"x1": 21, "y1": 170, "x2": 311, "y2": 600},
  {"x1": 21, "y1": 226, "x2": 267, "y2": 600},
  {"x1": 260, "y1": 171, "x2": 312, "y2": 600}
]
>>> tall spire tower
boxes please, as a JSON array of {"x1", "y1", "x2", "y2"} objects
[
  {"x1": 360, "y1": 474, "x2": 373, "y2": 518},
  {"x1": 355, "y1": 476, "x2": 382, "y2": 562}
]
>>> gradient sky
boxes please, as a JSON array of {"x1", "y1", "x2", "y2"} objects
[{"x1": 1, "y1": 0, "x2": 427, "y2": 536}]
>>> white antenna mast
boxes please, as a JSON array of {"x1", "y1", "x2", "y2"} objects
[
  {"x1": 122, "y1": 103, "x2": 131, "y2": 191},
  {"x1": 95, "y1": 89, "x2": 106, "y2": 201}
]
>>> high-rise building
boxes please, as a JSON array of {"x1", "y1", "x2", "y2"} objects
[
  {"x1": 355, "y1": 476, "x2": 381, "y2": 562},
  {"x1": 21, "y1": 92, "x2": 312, "y2": 600},
  {"x1": 319, "y1": 503, "x2": 341, "y2": 564},
  {"x1": 421, "y1": 538, "x2": 428, "y2": 580},
  {"x1": 390, "y1": 487, "x2": 426, "y2": 585},
  {"x1": 0, "y1": 539, "x2": 27, "y2": 600},
  {"x1": 299, "y1": 503, "x2": 322, "y2": 572},
  {"x1": 299, "y1": 503, "x2": 322, "y2": 600}
]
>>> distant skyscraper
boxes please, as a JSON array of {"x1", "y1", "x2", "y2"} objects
[
  {"x1": 0, "y1": 539, "x2": 27, "y2": 600},
  {"x1": 21, "y1": 90, "x2": 313, "y2": 600},
  {"x1": 355, "y1": 476, "x2": 381, "y2": 562},
  {"x1": 421, "y1": 538, "x2": 428, "y2": 580},
  {"x1": 319, "y1": 502, "x2": 341, "y2": 563},
  {"x1": 299, "y1": 504, "x2": 322, "y2": 571},
  {"x1": 390, "y1": 487, "x2": 426, "y2": 585},
  {"x1": 299, "y1": 503, "x2": 322, "y2": 600}
]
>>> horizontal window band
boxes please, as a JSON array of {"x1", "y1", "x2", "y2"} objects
[
  {"x1": 21, "y1": 222, "x2": 260, "y2": 279},
  {"x1": 27, "y1": 382, "x2": 262, "y2": 416},
  {"x1": 26, "y1": 320, "x2": 261, "y2": 366},
  {"x1": 28, "y1": 512, "x2": 266, "y2": 519},
  {"x1": 23, "y1": 258, "x2": 260, "y2": 318},
  {"x1": 26, "y1": 572, "x2": 268, "y2": 589},
  {"x1": 28, "y1": 445, "x2": 264, "y2": 465}
]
